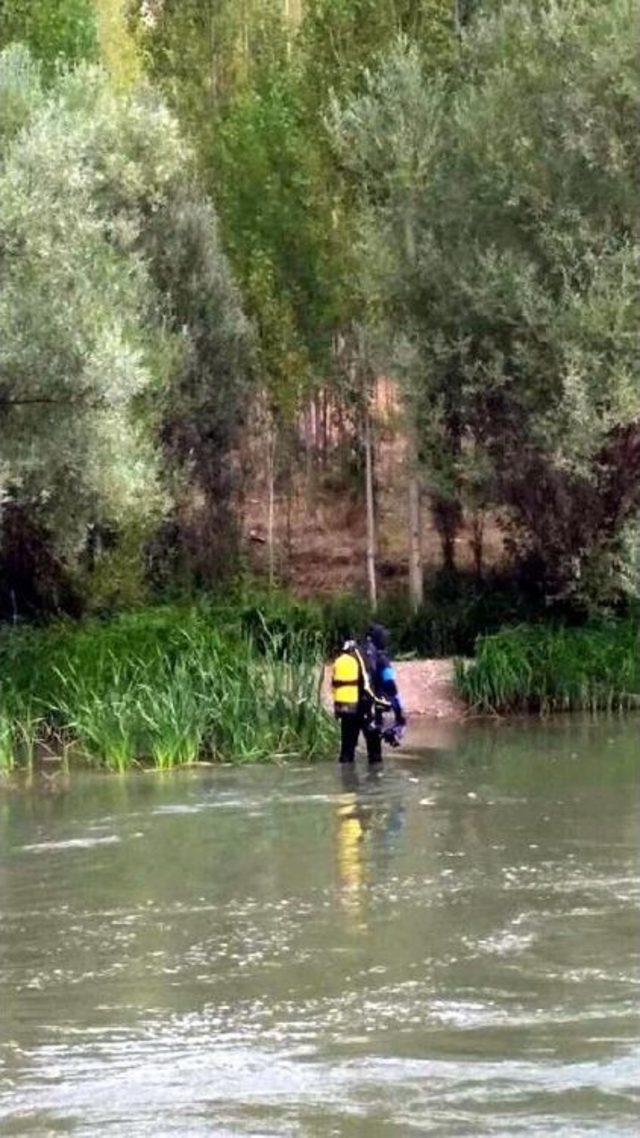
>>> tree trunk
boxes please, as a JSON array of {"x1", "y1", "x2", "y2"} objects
[
  {"x1": 266, "y1": 423, "x2": 276, "y2": 588},
  {"x1": 408, "y1": 471, "x2": 423, "y2": 610},
  {"x1": 285, "y1": 444, "x2": 294, "y2": 580},
  {"x1": 471, "y1": 510, "x2": 485, "y2": 581},
  {"x1": 433, "y1": 494, "x2": 462, "y2": 573},
  {"x1": 363, "y1": 374, "x2": 378, "y2": 610},
  {"x1": 346, "y1": 325, "x2": 378, "y2": 607}
]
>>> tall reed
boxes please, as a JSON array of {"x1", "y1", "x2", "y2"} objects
[
  {"x1": 0, "y1": 606, "x2": 335, "y2": 771},
  {"x1": 456, "y1": 620, "x2": 640, "y2": 714},
  {"x1": 0, "y1": 711, "x2": 15, "y2": 772}
]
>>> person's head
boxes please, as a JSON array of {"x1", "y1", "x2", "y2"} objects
[{"x1": 366, "y1": 623, "x2": 390, "y2": 651}]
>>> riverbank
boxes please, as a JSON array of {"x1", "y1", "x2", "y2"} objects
[
  {"x1": 1, "y1": 602, "x2": 639, "y2": 772},
  {"x1": 322, "y1": 659, "x2": 466, "y2": 720},
  {"x1": 390, "y1": 659, "x2": 467, "y2": 718},
  {"x1": 326, "y1": 616, "x2": 640, "y2": 719},
  {"x1": 457, "y1": 619, "x2": 640, "y2": 714},
  {"x1": 0, "y1": 604, "x2": 335, "y2": 772}
]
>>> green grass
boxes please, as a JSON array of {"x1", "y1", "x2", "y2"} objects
[
  {"x1": 0, "y1": 604, "x2": 336, "y2": 771},
  {"x1": 455, "y1": 620, "x2": 640, "y2": 714},
  {"x1": 3, "y1": 590, "x2": 637, "y2": 771},
  {"x1": 0, "y1": 711, "x2": 16, "y2": 772}
]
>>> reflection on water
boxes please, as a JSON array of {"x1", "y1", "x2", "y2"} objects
[
  {"x1": 335, "y1": 766, "x2": 407, "y2": 920},
  {"x1": 1, "y1": 717, "x2": 639, "y2": 1136}
]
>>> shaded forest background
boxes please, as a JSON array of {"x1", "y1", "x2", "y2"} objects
[{"x1": 1, "y1": 0, "x2": 639, "y2": 624}]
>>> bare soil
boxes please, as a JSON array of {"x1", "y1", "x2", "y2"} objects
[
  {"x1": 240, "y1": 383, "x2": 508, "y2": 598},
  {"x1": 393, "y1": 659, "x2": 466, "y2": 719},
  {"x1": 242, "y1": 475, "x2": 509, "y2": 597}
]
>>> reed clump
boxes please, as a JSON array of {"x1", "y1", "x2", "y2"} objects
[
  {"x1": 455, "y1": 620, "x2": 640, "y2": 714},
  {"x1": 0, "y1": 605, "x2": 335, "y2": 771}
]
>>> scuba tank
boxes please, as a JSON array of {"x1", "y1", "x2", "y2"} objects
[
  {"x1": 331, "y1": 639, "x2": 387, "y2": 717},
  {"x1": 331, "y1": 641, "x2": 363, "y2": 716}
]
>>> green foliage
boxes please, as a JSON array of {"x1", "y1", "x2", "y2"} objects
[
  {"x1": 143, "y1": 191, "x2": 252, "y2": 583},
  {"x1": 228, "y1": 572, "x2": 541, "y2": 657},
  {"x1": 0, "y1": 40, "x2": 43, "y2": 137},
  {"x1": 217, "y1": 44, "x2": 344, "y2": 397},
  {"x1": 0, "y1": 49, "x2": 181, "y2": 553},
  {"x1": 0, "y1": 712, "x2": 16, "y2": 772},
  {"x1": 332, "y1": 1, "x2": 640, "y2": 607},
  {"x1": 80, "y1": 523, "x2": 152, "y2": 614},
  {"x1": 0, "y1": 605, "x2": 335, "y2": 770},
  {"x1": 301, "y1": 0, "x2": 454, "y2": 100},
  {"x1": 5, "y1": 1, "x2": 639, "y2": 621},
  {"x1": 94, "y1": 0, "x2": 142, "y2": 88},
  {"x1": 0, "y1": 47, "x2": 250, "y2": 605},
  {"x1": 456, "y1": 619, "x2": 640, "y2": 714},
  {"x1": 138, "y1": 0, "x2": 456, "y2": 405},
  {"x1": 0, "y1": 0, "x2": 97, "y2": 76}
]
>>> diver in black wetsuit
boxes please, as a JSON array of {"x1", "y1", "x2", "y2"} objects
[{"x1": 333, "y1": 623, "x2": 406, "y2": 766}]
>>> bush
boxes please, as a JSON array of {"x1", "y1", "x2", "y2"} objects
[
  {"x1": 197, "y1": 571, "x2": 552, "y2": 660},
  {"x1": 456, "y1": 620, "x2": 640, "y2": 714}
]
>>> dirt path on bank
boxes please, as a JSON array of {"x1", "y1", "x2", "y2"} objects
[
  {"x1": 393, "y1": 659, "x2": 466, "y2": 719},
  {"x1": 324, "y1": 658, "x2": 466, "y2": 720}
]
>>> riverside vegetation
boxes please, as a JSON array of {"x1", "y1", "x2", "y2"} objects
[
  {"x1": 1, "y1": 0, "x2": 639, "y2": 621},
  {"x1": 1, "y1": 589, "x2": 639, "y2": 772},
  {"x1": 1, "y1": 1, "x2": 640, "y2": 762},
  {"x1": 456, "y1": 618, "x2": 640, "y2": 716},
  {"x1": 0, "y1": 579, "x2": 518, "y2": 772},
  {"x1": 0, "y1": 603, "x2": 334, "y2": 772}
]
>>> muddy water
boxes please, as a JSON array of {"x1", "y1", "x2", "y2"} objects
[{"x1": 1, "y1": 718, "x2": 639, "y2": 1136}]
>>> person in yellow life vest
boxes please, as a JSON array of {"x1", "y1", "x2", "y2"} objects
[{"x1": 331, "y1": 623, "x2": 406, "y2": 765}]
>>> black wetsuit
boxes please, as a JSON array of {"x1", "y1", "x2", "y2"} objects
[{"x1": 338, "y1": 627, "x2": 405, "y2": 764}]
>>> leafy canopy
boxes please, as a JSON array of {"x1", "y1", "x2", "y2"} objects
[
  {"x1": 0, "y1": 46, "x2": 248, "y2": 568},
  {"x1": 0, "y1": 0, "x2": 98, "y2": 76},
  {"x1": 332, "y1": 0, "x2": 640, "y2": 600}
]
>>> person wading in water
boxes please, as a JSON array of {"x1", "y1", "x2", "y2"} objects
[{"x1": 331, "y1": 623, "x2": 406, "y2": 766}]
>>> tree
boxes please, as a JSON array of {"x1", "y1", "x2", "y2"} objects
[
  {"x1": 0, "y1": 47, "x2": 250, "y2": 609},
  {"x1": 138, "y1": 0, "x2": 456, "y2": 600},
  {"x1": 138, "y1": 1, "x2": 344, "y2": 580},
  {"x1": 332, "y1": 1, "x2": 640, "y2": 606},
  {"x1": 94, "y1": 0, "x2": 142, "y2": 89},
  {"x1": 144, "y1": 191, "x2": 252, "y2": 583},
  {"x1": 0, "y1": 49, "x2": 167, "y2": 558},
  {"x1": 0, "y1": 0, "x2": 97, "y2": 75},
  {"x1": 329, "y1": 41, "x2": 449, "y2": 601}
]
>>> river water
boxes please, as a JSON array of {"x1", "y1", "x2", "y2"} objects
[{"x1": 1, "y1": 718, "x2": 639, "y2": 1136}]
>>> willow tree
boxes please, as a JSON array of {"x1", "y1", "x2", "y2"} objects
[
  {"x1": 0, "y1": 46, "x2": 249, "y2": 611},
  {"x1": 430, "y1": 0, "x2": 640, "y2": 604},
  {"x1": 0, "y1": 49, "x2": 169, "y2": 551}
]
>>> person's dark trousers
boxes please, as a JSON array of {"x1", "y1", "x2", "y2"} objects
[
  {"x1": 339, "y1": 713, "x2": 382, "y2": 765},
  {"x1": 363, "y1": 719, "x2": 382, "y2": 765},
  {"x1": 339, "y1": 714, "x2": 359, "y2": 763}
]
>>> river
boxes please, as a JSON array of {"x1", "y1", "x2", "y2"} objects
[{"x1": 1, "y1": 717, "x2": 639, "y2": 1135}]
